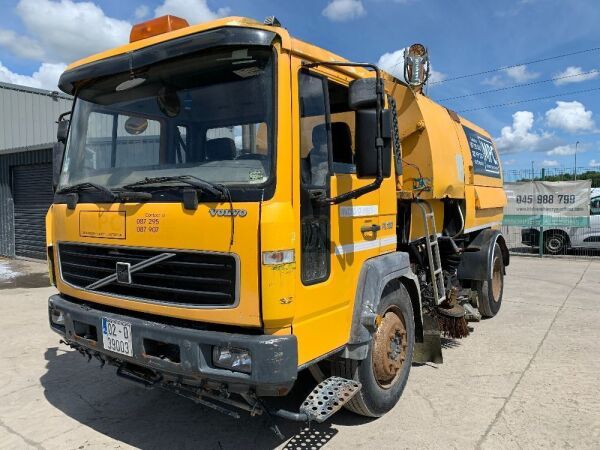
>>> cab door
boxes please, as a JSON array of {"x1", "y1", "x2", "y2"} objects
[{"x1": 292, "y1": 67, "x2": 387, "y2": 365}]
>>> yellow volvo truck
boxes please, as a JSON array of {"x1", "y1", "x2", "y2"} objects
[{"x1": 46, "y1": 15, "x2": 508, "y2": 423}]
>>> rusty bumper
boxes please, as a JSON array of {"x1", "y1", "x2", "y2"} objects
[{"x1": 48, "y1": 294, "x2": 298, "y2": 396}]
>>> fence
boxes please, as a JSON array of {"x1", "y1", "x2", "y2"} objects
[
  {"x1": 501, "y1": 170, "x2": 600, "y2": 259},
  {"x1": 503, "y1": 167, "x2": 600, "y2": 184}
]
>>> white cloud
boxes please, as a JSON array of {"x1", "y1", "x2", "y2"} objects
[
  {"x1": 0, "y1": 29, "x2": 44, "y2": 60},
  {"x1": 0, "y1": 61, "x2": 66, "y2": 90},
  {"x1": 495, "y1": 110, "x2": 556, "y2": 154},
  {"x1": 0, "y1": 0, "x2": 232, "y2": 90},
  {"x1": 482, "y1": 65, "x2": 539, "y2": 87},
  {"x1": 482, "y1": 74, "x2": 504, "y2": 87},
  {"x1": 154, "y1": 0, "x2": 230, "y2": 24},
  {"x1": 503, "y1": 65, "x2": 539, "y2": 82},
  {"x1": 15, "y1": 0, "x2": 131, "y2": 63},
  {"x1": 134, "y1": 4, "x2": 150, "y2": 20},
  {"x1": 589, "y1": 159, "x2": 600, "y2": 168},
  {"x1": 377, "y1": 48, "x2": 446, "y2": 84},
  {"x1": 542, "y1": 160, "x2": 559, "y2": 167},
  {"x1": 502, "y1": 159, "x2": 516, "y2": 166},
  {"x1": 554, "y1": 66, "x2": 599, "y2": 86},
  {"x1": 545, "y1": 101, "x2": 596, "y2": 133},
  {"x1": 322, "y1": 0, "x2": 366, "y2": 22},
  {"x1": 546, "y1": 143, "x2": 588, "y2": 156}
]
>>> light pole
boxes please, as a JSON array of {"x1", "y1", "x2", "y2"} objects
[{"x1": 574, "y1": 141, "x2": 580, "y2": 180}]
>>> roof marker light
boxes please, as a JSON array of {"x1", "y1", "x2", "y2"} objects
[{"x1": 129, "y1": 15, "x2": 190, "y2": 43}]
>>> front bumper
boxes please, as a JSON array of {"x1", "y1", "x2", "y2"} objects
[{"x1": 48, "y1": 294, "x2": 298, "y2": 396}]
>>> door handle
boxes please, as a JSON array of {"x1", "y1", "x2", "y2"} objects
[{"x1": 360, "y1": 224, "x2": 381, "y2": 233}]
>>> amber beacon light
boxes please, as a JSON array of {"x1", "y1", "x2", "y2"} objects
[{"x1": 129, "y1": 15, "x2": 190, "y2": 43}]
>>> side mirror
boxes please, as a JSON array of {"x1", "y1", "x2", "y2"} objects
[
  {"x1": 348, "y1": 78, "x2": 380, "y2": 110},
  {"x1": 355, "y1": 109, "x2": 392, "y2": 178},
  {"x1": 57, "y1": 119, "x2": 69, "y2": 143},
  {"x1": 52, "y1": 142, "x2": 65, "y2": 190}
]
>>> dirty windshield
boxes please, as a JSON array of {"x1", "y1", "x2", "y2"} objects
[{"x1": 59, "y1": 47, "x2": 275, "y2": 191}]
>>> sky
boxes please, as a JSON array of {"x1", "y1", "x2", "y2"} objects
[{"x1": 0, "y1": 0, "x2": 599, "y2": 173}]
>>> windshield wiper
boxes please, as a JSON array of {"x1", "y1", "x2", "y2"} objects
[
  {"x1": 56, "y1": 182, "x2": 117, "y2": 200},
  {"x1": 56, "y1": 182, "x2": 153, "y2": 205},
  {"x1": 122, "y1": 175, "x2": 225, "y2": 199}
]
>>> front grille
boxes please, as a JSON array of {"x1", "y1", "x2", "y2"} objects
[{"x1": 58, "y1": 243, "x2": 237, "y2": 307}]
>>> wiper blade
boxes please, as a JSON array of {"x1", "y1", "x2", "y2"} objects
[
  {"x1": 56, "y1": 182, "x2": 116, "y2": 200},
  {"x1": 122, "y1": 175, "x2": 225, "y2": 198}
]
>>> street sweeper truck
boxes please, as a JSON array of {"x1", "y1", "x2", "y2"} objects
[{"x1": 46, "y1": 15, "x2": 508, "y2": 423}]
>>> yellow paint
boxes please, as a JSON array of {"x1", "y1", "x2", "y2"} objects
[{"x1": 50, "y1": 17, "x2": 506, "y2": 369}]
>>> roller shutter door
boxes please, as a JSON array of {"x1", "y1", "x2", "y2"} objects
[{"x1": 12, "y1": 163, "x2": 53, "y2": 259}]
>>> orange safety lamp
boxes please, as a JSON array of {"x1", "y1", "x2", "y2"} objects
[{"x1": 130, "y1": 15, "x2": 190, "y2": 43}]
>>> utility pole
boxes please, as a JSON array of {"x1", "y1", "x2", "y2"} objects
[
  {"x1": 531, "y1": 160, "x2": 535, "y2": 181},
  {"x1": 574, "y1": 141, "x2": 580, "y2": 180}
]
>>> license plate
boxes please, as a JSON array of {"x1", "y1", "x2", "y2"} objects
[{"x1": 102, "y1": 317, "x2": 133, "y2": 357}]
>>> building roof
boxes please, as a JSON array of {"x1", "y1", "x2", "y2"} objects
[{"x1": 0, "y1": 81, "x2": 72, "y2": 154}]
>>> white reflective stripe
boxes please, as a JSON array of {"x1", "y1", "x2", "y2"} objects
[
  {"x1": 380, "y1": 235, "x2": 398, "y2": 247},
  {"x1": 339, "y1": 205, "x2": 379, "y2": 217},
  {"x1": 334, "y1": 235, "x2": 397, "y2": 255}
]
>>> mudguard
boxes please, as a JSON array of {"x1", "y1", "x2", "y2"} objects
[
  {"x1": 342, "y1": 252, "x2": 421, "y2": 360},
  {"x1": 458, "y1": 228, "x2": 509, "y2": 282}
]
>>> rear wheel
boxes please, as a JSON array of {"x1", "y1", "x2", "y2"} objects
[
  {"x1": 544, "y1": 233, "x2": 568, "y2": 255},
  {"x1": 331, "y1": 282, "x2": 414, "y2": 417},
  {"x1": 476, "y1": 243, "x2": 504, "y2": 318}
]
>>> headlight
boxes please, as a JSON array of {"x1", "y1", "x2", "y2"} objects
[{"x1": 212, "y1": 346, "x2": 252, "y2": 374}]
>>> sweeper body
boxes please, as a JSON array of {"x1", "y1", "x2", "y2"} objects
[{"x1": 46, "y1": 15, "x2": 508, "y2": 422}]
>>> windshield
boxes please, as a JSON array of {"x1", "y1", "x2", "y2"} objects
[{"x1": 59, "y1": 46, "x2": 275, "y2": 191}]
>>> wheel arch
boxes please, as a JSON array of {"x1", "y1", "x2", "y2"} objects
[
  {"x1": 342, "y1": 252, "x2": 422, "y2": 361},
  {"x1": 458, "y1": 228, "x2": 507, "y2": 281}
]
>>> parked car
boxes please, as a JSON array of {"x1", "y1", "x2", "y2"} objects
[{"x1": 522, "y1": 188, "x2": 600, "y2": 254}]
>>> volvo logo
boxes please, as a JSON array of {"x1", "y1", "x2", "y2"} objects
[
  {"x1": 209, "y1": 208, "x2": 248, "y2": 217},
  {"x1": 115, "y1": 262, "x2": 132, "y2": 284}
]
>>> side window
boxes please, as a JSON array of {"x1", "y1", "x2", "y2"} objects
[
  {"x1": 299, "y1": 71, "x2": 330, "y2": 284},
  {"x1": 591, "y1": 197, "x2": 600, "y2": 215},
  {"x1": 327, "y1": 81, "x2": 356, "y2": 174},
  {"x1": 299, "y1": 73, "x2": 329, "y2": 187}
]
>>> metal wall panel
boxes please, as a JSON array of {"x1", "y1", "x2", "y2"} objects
[
  {"x1": 0, "y1": 82, "x2": 72, "y2": 153},
  {"x1": 0, "y1": 148, "x2": 52, "y2": 257}
]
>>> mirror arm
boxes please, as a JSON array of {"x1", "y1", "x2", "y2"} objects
[{"x1": 303, "y1": 61, "x2": 385, "y2": 206}]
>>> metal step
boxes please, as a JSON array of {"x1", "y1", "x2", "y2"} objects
[{"x1": 299, "y1": 377, "x2": 362, "y2": 423}]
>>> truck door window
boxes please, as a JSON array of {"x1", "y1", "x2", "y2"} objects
[
  {"x1": 327, "y1": 81, "x2": 356, "y2": 174},
  {"x1": 299, "y1": 71, "x2": 331, "y2": 284}
]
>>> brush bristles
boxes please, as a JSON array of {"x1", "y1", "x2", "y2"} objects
[{"x1": 436, "y1": 314, "x2": 470, "y2": 339}]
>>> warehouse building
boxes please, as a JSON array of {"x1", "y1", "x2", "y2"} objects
[{"x1": 0, "y1": 81, "x2": 72, "y2": 260}]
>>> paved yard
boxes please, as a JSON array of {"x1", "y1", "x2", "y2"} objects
[{"x1": 0, "y1": 256, "x2": 599, "y2": 449}]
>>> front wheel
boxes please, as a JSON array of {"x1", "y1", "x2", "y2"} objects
[{"x1": 331, "y1": 282, "x2": 414, "y2": 417}]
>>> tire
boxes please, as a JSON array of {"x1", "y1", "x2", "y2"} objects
[
  {"x1": 543, "y1": 232, "x2": 568, "y2": 255},
  {"x1": 331, "y1": 282, "x2": 415, "y2": 417},
  {"x1": 475, "y1": 243, "x2": 504, "y2": 318}
]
